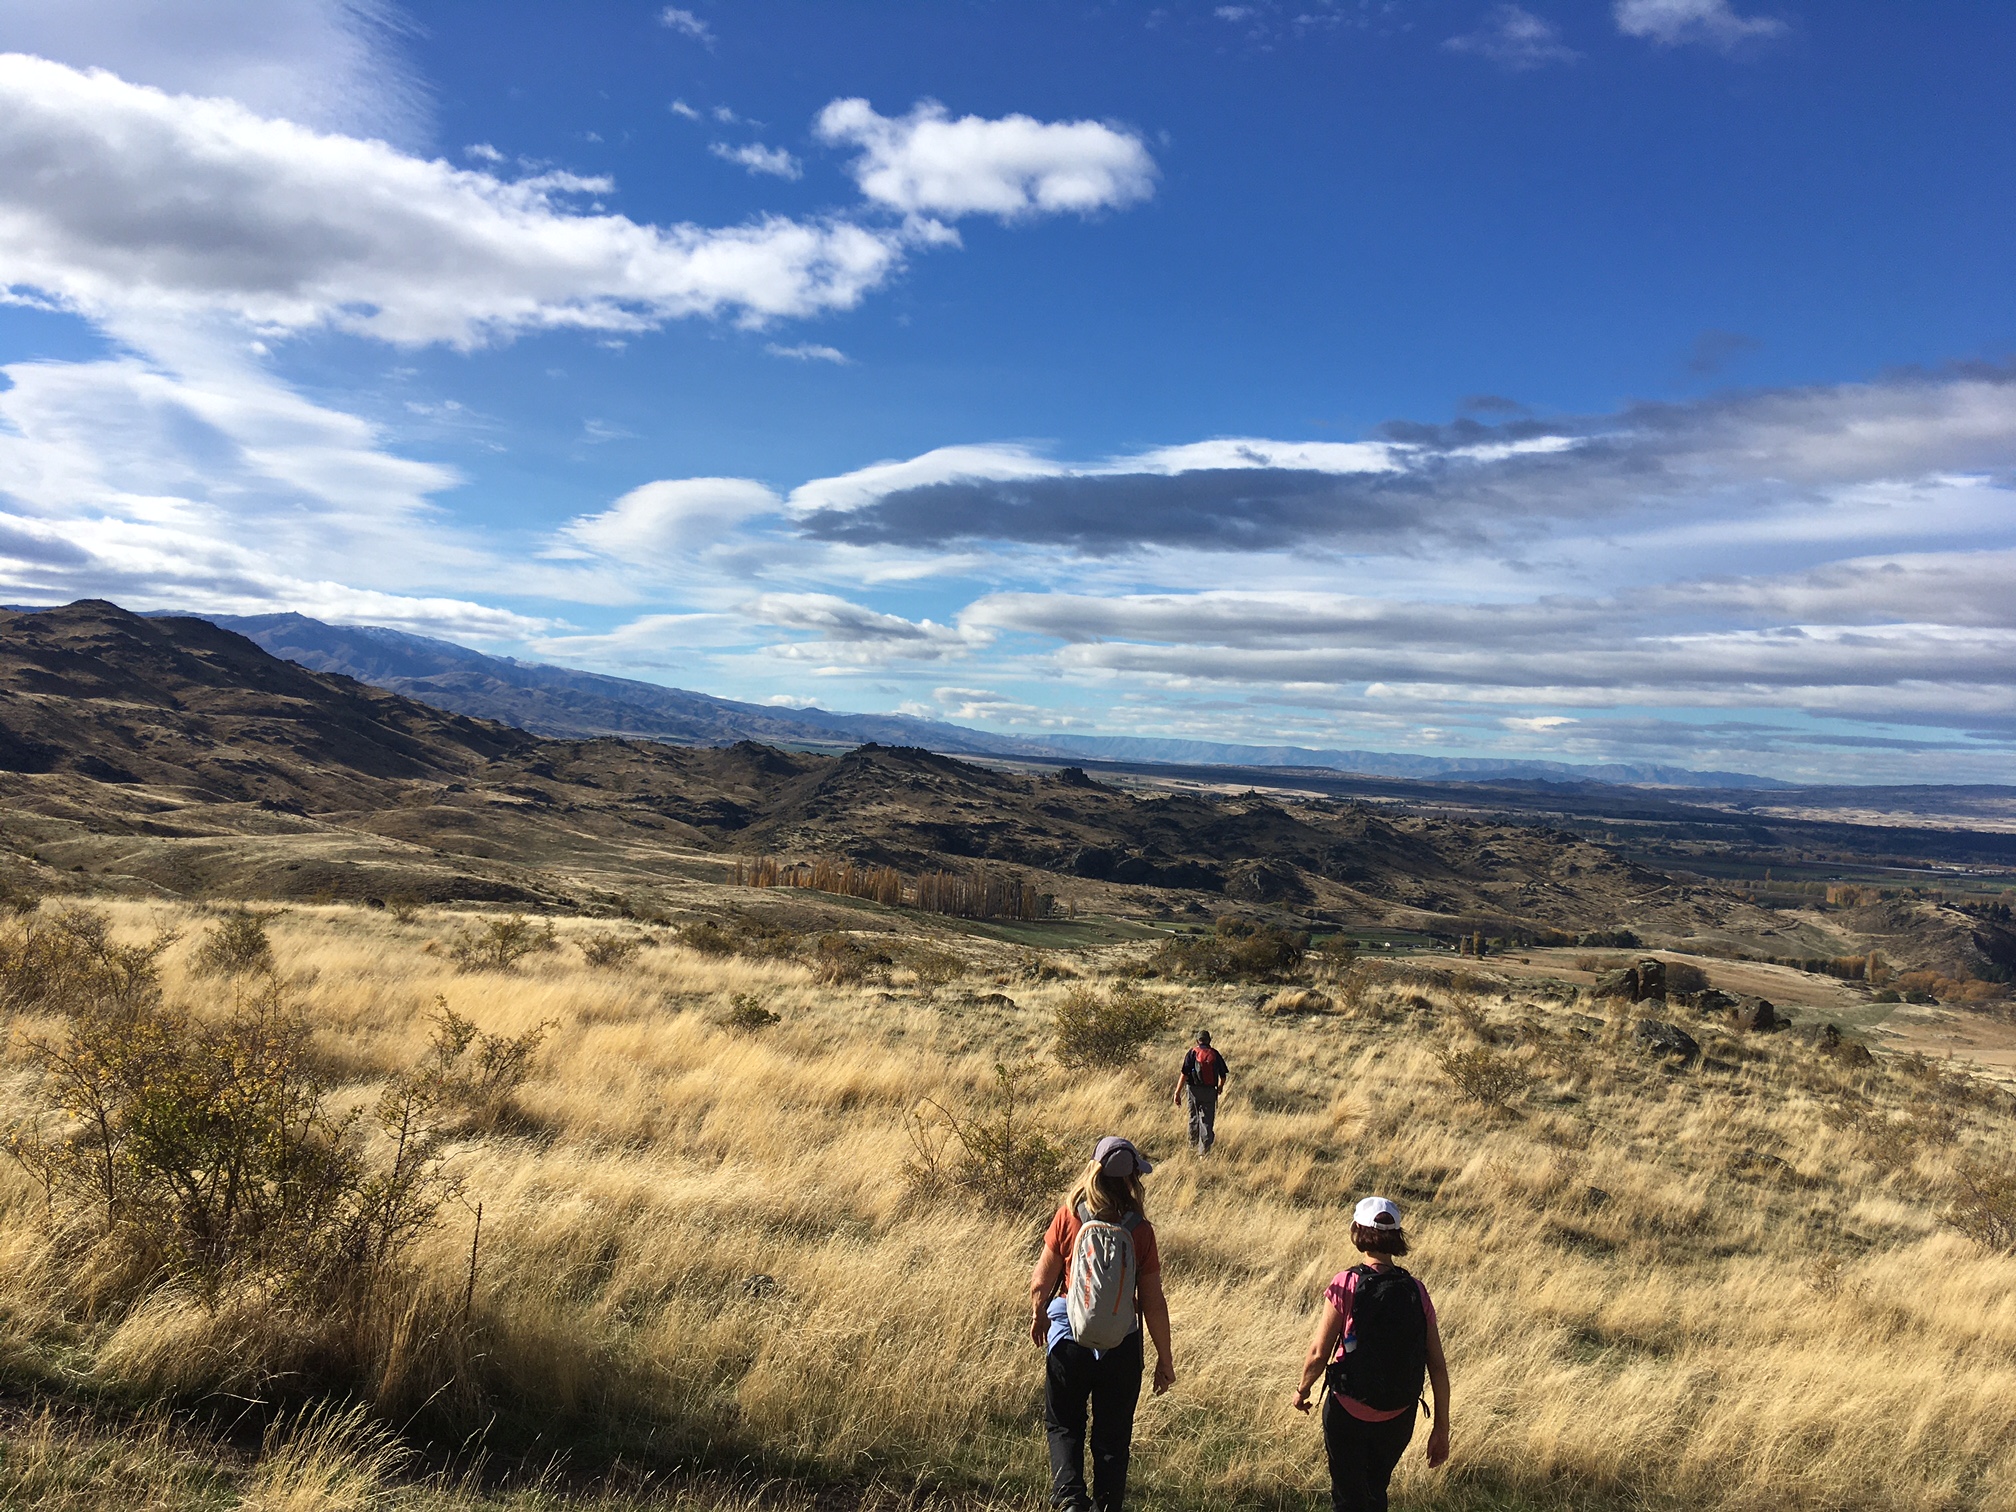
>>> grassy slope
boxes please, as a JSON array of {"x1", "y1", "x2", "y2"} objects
[{"x1": 3, "y1": 901, "x2": 2015, "y2": 1511}]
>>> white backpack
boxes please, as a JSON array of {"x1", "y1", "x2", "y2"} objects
[{"x1": 1065, "y1": 1205, "x2": 1141, "y2": 1349}]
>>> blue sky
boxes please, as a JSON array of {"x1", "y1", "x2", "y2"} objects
[{"x1": 0, "y1": 0, "x2": 2012, "y2": 781}]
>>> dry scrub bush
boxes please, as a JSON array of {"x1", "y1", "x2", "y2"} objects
[
  {"x1": 405, "y1": 997, "x2": 554, "y2": 1133},
  {"x1": 7, "y1": 975, "x2": 454, "y2": 1303},
  {"x1": 1664, "y1": 958, "x2": 1711, "y2": 996},
  {"x1": 906, "y1": 1063, "x2": 1070, "y2": 1213},
  {"x1": 188, "y1": 906, "x2": 283, "y2": 978},
  {"x1": 1946, "y1": 1158, "x2": 2016, "y2": 1252},
  {"x1": 681, "y1": 915, "x2": 799, "y2": 961},
  {"x1": 1149, "y1": 915, "x2": 1308, "y2": 981},
  {"x1": 1052, "y1": 981, "x2": 1175, "y2": 1068},
  {"x1": 811, "y1": 931, "x2": 894, "y2": 985},
  {"x1": 719, "y1": 991, "x2": 781, "y2": 1032},
  {"x1": 1435, "y1": 1043, "x2": 1532, "y2": 1108},
  {"x1": 0, "y1": 904, "x2": 175, "y2": 1017},
  {"x1": 578, "y1": 931, "x2": 645, "y2": 970},
  {"x1": 448, "y1": 914, "x2": 556, "y2": 972}
]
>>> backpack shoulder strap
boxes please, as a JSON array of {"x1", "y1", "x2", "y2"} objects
[{"x1": 1118, "y1": 1212, "x2": 1142, "y2": 1232}]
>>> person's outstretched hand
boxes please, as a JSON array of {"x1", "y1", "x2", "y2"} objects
[
  {"x1": 1426, "y1": 1423, "x2": 1450, "y2": 1468},
  {"x1": 1152, "y1": 1355, "x2": 1176, "y2": 1395}
]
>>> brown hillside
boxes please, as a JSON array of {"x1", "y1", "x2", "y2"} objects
[{"x1": 0, "y1": 602, "x2": 1929, "y2": 965}]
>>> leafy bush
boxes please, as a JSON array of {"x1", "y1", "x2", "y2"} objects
[
  {"x1": 0, "y1": 905, "x2": 176, "y2": 1018},
  {"x1": 1436, "y1": 1044, "x2": 1531, "y2": 1108},
  {"x1": 449, "y1": 914, "x2": 557, "y2": 973},
  {"x1": 6, "y1": 977, "x2": 452, "y2": 1301},
  {"x1": 188, "y1": 907, "x2": 283, "y2": 978},
  {"x1": 1052, "y1": 982, "x2": 1175, "y2": 1069},
  {"x1": 905, "y1": 1063, "x2": 1071, "y2": 1213},
  {"x1": 1946, "y1": 1158, "x2": 2016, "y2": 1252},
  {"x1": 579, "y1": 932, "x2": 645, "y2": 970},
  {"x1": 1149, "y1": 916, "x2": 1308, "y2": 981},
  {"x1": 720, "y1": 992, "x2": 781, "y2": 1032}
]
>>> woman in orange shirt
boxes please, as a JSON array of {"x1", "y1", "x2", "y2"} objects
[{"x1": 1027, "y1": 1136, "x2": 1176, "y2": 1512}]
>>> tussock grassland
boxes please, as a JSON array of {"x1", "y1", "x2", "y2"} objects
[{"x1": 4, "y1": 900, "x2": 2016, "y2": 1511}]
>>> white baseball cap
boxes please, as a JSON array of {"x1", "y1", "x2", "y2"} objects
[{"x1": 1353, "y1": 1196, "x2": 1403, "y2": 1230}]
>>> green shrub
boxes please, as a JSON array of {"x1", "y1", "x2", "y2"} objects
[
  {"x1": 188, "y1": 907, "x2": 283, "y2": 978},
  {"x1": 905, "y1": 1063, "x2": 1071, "y2": 1214},
  {"x1": 449, "y1": 915, "x2": 557, "y2": 973},
  {"x1": 1053, "y1": 982, "x2": 1175, "y2": 1069}
]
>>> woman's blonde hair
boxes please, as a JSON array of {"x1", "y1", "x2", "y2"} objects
[{"x1": 1066, "y1": 1159, "x2": 1148, "y2": 1221}]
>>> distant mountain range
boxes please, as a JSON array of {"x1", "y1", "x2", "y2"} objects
[
  {"x1": 1026, "y1": 735, "x2": 1792, "y2": 790},
  {"x1": 9, "y1": 604, "x2": 1785, "y2": 790}
]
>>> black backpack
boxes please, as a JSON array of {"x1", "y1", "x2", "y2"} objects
[{"x1": 1327, "y1": 1264, "x2": 1427, "y2": 1412}]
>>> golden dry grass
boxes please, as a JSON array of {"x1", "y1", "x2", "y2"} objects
[{"x1": 4, "y1": 899, "x2": 2016, "y2": 1511}]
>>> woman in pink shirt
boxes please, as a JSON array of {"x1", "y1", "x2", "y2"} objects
[{"x1": 1291, "y1": 1196, "x2": 1451, "y2": 1512}]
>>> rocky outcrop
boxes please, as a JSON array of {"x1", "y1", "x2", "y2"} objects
[
  {"x1": 1633, "y1": 1018, "x2": 1700, "y2": 1061},
  {"x1": 1595, "y1": 958, "x2": 1667, "y2": 1002}
]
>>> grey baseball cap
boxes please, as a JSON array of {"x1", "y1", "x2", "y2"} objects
[{"x1": 1095, "y1": 1135, "x2": 1154, "y2": 1176}]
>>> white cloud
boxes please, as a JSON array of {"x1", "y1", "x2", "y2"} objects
[
  {"x1": 766, "y1": 342, "x2": 852, "y2": 364},
  {"x1": 669, "y1": 98, "x2": 700, "y2": 120},
  {"x1": 0, "y1": 0, "x2": 428, "y2": 143},
  {"x1": 464, "y1": 141, "x2": 504, "y2": 164},
  {"x1": 529, "y1": 612, "x2": 741, "y2": 668},
  {"x1": 1613, "y1": 0, "x2": 1785, "y2": 49},
  {"x1": 743, "y1": 592, "x2": 974, "y2": 665},
  {"x1": 659, "y1": 7, "x2": 713, "y2": 43},
  {"x1": 785, "y1": 443, "x2": 1062, "y2": 514},
  {"x1": 559, "y1": 478, "x2": 781, "y2": 563},
  {"x1": 0, "y1": 54, "x2": 911, "y2": 346},
  {"x1": 1446, "y1": 6, "x2": 1581, "y2": 70},
  {"x1": 815, "y1": 98, "x2": 1157, "y2": 221},
  {"x1": 711, "y1": 140, "x2": 802, "y2": 180}
]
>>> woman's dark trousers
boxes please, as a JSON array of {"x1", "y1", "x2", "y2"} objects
[
  {"x1": 1044, "y1": 1329, "x2": 1144, "y2": 1512},
  {"x1": 1321, "y1": 1396, "x2": 1417, "y2": 1512}
]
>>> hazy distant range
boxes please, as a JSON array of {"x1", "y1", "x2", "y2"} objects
[{"x1": 195, "y1": 611, "x2": 1787, "y2": 791}]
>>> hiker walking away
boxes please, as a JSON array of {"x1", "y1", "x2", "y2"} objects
[
  {"x1": 1174, "y1": 1029, "x2": 1229, "y2": 1154},
  {"x1": 1028, "y1": 1136, "x2": 1176, "y2": 1512},
  {"x1": 1291, "y1": 1197, "x2": 1450, "y2": 1512}
]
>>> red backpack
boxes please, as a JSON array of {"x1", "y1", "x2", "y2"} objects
[{"x1": 1187, "y1": 1045, "x2": 1223, "y2": 1088}]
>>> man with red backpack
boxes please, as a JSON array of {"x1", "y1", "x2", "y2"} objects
[{"x1": 1173, "y1": 1029, "x2": 1229, "y2": 1155}]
